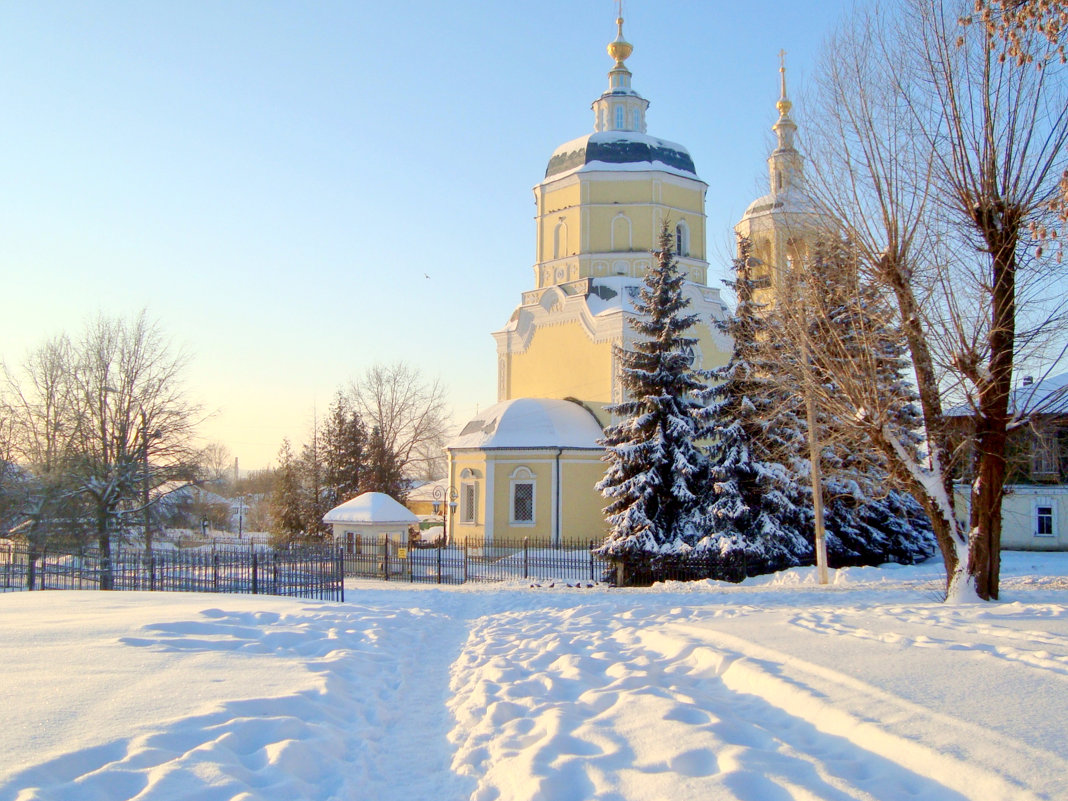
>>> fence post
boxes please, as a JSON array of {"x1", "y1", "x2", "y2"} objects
[
  {"x1": 337, "y1": 546, "x2": 344, "y2": 603},
  {"x1": 589, "y1": 540, "x2": 595, "y2": 582},
  {"x1": 252, "y1": 552, "x2": 258, "y2": 594},
  {"x1": 212, "y1": 553, "x2": 219, "y2": 593},
  {"x1": 382, "y1": 534, "x2": 389, "y2": 581},
  {"x1": 523, "y1": 537, "x2": 529, "y2": 579},
  {"x1": 463, "y1": 538, "x2": 468, "y2": 583},
  {"x1": 436, "y1": 540, "x2": 443, "y2": 584}
]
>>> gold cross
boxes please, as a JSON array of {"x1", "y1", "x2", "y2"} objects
[{"x1": 779, "y1": 48, "x2": 787, "y2": 70}]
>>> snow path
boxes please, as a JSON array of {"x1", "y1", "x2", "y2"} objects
[
  {"x1": 448, "y1": 602, "x2": 1032, "y2": 801},
  {"x1": 2, "y1": 554, "x2": 1067, "y2": 801},
  {"x1": 1, "y1": 593, "x2": 480, "y2": 801}
]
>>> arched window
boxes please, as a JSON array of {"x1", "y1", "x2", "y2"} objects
[
  {"x1": 615, "y1": 105, "x2": 624, "y2": 129},
  {"x1": 675, "y1": 221, "x2": 690, "y2": 257},
  {"x1": 611, "y1": 213, "x2": 631, "y2": 251},
  {"x1": 509, "y1": 467, "x2": 536, "y2": 525},
  {"x1": 553, "y1": 221, "x2": 567, "y2": 259},
  {"x1": 460, "y1": 468, "x2": 479, "y2": 525},
  {"x1": 632, "y1": 108, "x2": 640, "y2": 130}
]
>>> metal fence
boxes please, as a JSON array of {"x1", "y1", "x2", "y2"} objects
[
  {"x1": 341, "y1": 535, "x2": 608, "y2": 585},
  {"x1": 340, "y1": 535, "x2": 770, "y2": 587},
  {"x1": 0, "y1": 543, "x2": 344, "y2": 601}
]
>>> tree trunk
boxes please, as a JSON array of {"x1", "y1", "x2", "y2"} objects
[
  {"x1": 97, "y1": 506, "x2": 113, "y2": 591},
  {"x1": 967, "y1": 226, "x2": 1017, "y2": 600},
  {"x1": 879, "y1": 254, "x2": 963, "y2": 588}
]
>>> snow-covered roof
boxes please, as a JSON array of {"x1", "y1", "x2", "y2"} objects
[
  {"x1": 544, "y1": 131, "x2": 698, "y2": 181},
  {"x1": 740, "y1": 186, "x2": 820, "y2": 220},
  {"x1": 447, "y1": 398, "x2": 603, "y2": 451},
  {"x1": 322, "y1": 492, "x2": 419, "y2": 525},
  {"x1": 946, "y1": 372, "x2": 1068, "y2": 417},
  {"x1": 406, "y1": 478, "x2": 450, "y2": 503}
]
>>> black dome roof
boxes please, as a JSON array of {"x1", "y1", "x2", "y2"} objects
[{"x1": 545, "y1": 132, "x2": 697, "y2": 179}]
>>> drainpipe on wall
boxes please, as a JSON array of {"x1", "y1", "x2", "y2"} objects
[{"x1": 554, "y1": 448, "x2": 563, "y2": 546}]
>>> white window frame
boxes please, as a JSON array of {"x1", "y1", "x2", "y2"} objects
[
  {"x1": 1034, "y1": 498, "x2": 1056, "y2": 538},
  {"x1": 509, "y1": 467, "x2": 536, "y2": 526},
  {"x1": 632, "y1": 108, "x2": 640, "y2": 130},
  {"x1": 675, "y1": 221, "x2": 689, "y2": 257},
  {"x1": 615, "y1": 105, "x2": 624, "y2": 129},
  {"x1": 459, "y1": 468, "x2": 479, "y2": 525}
]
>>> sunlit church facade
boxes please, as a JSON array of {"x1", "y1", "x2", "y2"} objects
[{"x1": 445, "y1": 14, "x2": 811, "y2": 546}]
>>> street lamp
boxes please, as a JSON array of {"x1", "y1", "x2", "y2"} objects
[{"x1": 432, "y1": 485, "x2": 459, "y2": 546}]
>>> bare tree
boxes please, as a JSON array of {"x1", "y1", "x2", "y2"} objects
[
  {"x1": 66, "y1": 312, "x2": 201, "y2": 583},
  {"x1": 198, "y1": 441, "x2": 234, "y2": 486},
  {"x1": 347, "y1": 362, "x2": 450, "y2": 482},
  {"x1": 803, "y1": 0, "x2": 1068, "y2": 599},
  {"x1": 2, "y1": 335, "x2": 85, "y2": 557}
]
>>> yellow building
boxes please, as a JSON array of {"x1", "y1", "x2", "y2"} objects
[
  {"x1": 734, "y1": 60, "x2": 823, "y2": 308},
  {"x1": 448, "y1": 13, "x2": 732, "y2": 546}
]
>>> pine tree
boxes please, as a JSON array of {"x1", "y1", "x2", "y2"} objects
[
  {"x1": 322, "y1": 390, "x2": 365, "y2": 507},
  {"x1": 269, "y1": 438, "x2": 305, "y2": 543},
  {"x1": 803, "y1": 239, "x2": 936, "y2": 565},
  {"x1": 597, "y1": 221, "x2": 713, "y2": 582},
  {"x1": 698, "y1": 238, "x2": 813, "y2": 575},
  {"x1": 364, "y1": 425, "x2": 406, "y2": 501},
  {"x1": 298, "y1": 421, "x2": 330, "y2": 539}
]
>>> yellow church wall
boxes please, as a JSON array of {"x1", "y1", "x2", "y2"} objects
[
  {"x1": 559, "y1": 456, "x2": 610, "y2": 542},
  {"x1": 659, "y1": 183, "x2": 703, "y2": 212},
  {"x1": 449, "y1": 451, "x2": 488, "y2": 544},
  {"x1": 488, "y1": 456, "x2": 555, "y2": 543},
  {"x1": 507, "y1": 321, "x2": 615, "y2": 405},
  {"x1": 692, "y1": 323, "x2": 729, "y2": 371},
  {"x1": 585, "y1": 179, "x2": 656, "y2": 205}
]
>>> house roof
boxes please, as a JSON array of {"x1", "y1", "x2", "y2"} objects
[
  {"x1": 447, "y1": 397, "x2": 603, "y2": 450},
  {"x1": 945, "y1": 372, "x2": 1068, "y2": 417},
  {"x1": 322, "y1": 492, "x2": 419, "y2": 525}
]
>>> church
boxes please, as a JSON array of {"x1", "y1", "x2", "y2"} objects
[{"x1": 444, "y1": 12, "x2": 814, "y2": 546}]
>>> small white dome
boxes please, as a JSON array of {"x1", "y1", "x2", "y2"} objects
[
  {"x1": 323, "y1": 491, "x2": 419, "y2": 525},
  {"x1": 448, "y1": 398, "x2": 603, "y2": 450}
]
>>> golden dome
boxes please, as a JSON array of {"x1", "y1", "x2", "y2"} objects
[{"x1": 607, "y1": 16, "x2": 632, "y2": 66}]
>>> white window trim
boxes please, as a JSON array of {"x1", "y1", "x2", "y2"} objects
[
  {"x1": 675, "y1": 220, "x2": 690, "y2": 257},
  {"x1": 1034, "y1": 497, "x2": 1057, "y2": 538},
  {"x1": 509, "y1": 467, "x2": 536, "y2": 527}
]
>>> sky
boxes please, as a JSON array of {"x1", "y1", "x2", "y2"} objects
[{"x1": 0, "y1": 0, "x2": 855, "y2": 470}]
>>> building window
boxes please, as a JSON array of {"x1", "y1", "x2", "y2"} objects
[
  {"x1": 675, "y1": 221, "x2": 689, "y2": 257},
  {"x1": 460, "y1": 483, "x2": 477, "y2": 524},
  {"x1": 632, "y1": 108, "x2": 640, "y2": 130},
  {"x1": 1036, "y1": 501, "x2": 1055, "y2": 537},
  {"x1": 615, "y1": 105, "x2": 624, "y2": 129},
  {"x1": 1032, "y1": 430, "x2": 1059, "y2": 479},
  {"x1": 553, "y1": 221, "x2": 567, "y2": 259},
  {"x1": 611, "y1": 213, "x2": 631, "y2": 251},
  {"x1": 510, "y1": 467, "x2": 536, "y2": 525}
]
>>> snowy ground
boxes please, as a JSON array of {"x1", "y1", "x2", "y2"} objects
[{"x1": 2, "y1": 553, "x2": 1067, "y2": 801}]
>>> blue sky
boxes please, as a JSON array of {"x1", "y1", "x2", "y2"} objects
[{"x1": 0, "y1": 0, "x2": 853, "y2": 470}]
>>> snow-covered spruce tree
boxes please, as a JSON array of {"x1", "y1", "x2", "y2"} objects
[
  {"x1": 803, "y1": 239, "x2": 936, "y2": 566},
  {"x1": 321, "y1": 390, "x2": 366, "y2": 507},
  {"x1": 596, "y1": 221, "x2": 713, "y2": 585},
  {"x1": 269, "y1": 438, "x2": 306, "y2": 544},
  {"x1": 697, "y1": 238, "x2": 813, "y2": 577},
  {"x1": 363, "y1": 425, "x2": 407, "y2": 502}
]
